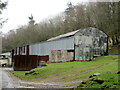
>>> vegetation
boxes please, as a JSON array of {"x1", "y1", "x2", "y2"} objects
[
  {"x1": 108, "y1": 43, "x2": 119, "y2": 55},
  {"x1": 0, "y1": 0, "x2": 7, "y2": 28},
  {"x1": 2, "y1": 2, "x2": 120, "y2": 52},
  {"x1": 10, "y1": 55, "x2": 119, "y2": 87},
  {"x1": 76, "y1": 73, "x2": 119, "y2": 88}
]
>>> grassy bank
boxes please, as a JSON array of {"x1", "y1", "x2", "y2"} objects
[
  {"x1": 76, "y1": 73, "x2": 119, "y2": 88},
  {"x1": 10, "y1": 55, "x2": 118, "y2": 84}
]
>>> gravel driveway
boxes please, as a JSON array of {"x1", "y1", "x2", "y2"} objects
[
  {"x1": 0, "y1": 67, "x2": 82, "y2": 89},
  {"x1": 1, "y1": 67, "x2": 35, "y2": 89}
]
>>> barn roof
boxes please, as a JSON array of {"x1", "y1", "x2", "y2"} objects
[
  {"x1": 47, "y1": 30, "x2": 79, "y2": 41},
  {"x1": 47, "y1": 27, "x2": 108, "y2": 41}
]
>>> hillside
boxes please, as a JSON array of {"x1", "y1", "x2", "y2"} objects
[
  {"x1": 10, "y1": 55, "x2": 118, "y2": 88},
  {"x1": 108, "y1": 44, "x2": 119, "y2": 55}
]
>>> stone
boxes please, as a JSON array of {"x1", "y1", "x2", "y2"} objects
[{"x1": 93, "y1": 73, "x2": 101, "y2": 76}]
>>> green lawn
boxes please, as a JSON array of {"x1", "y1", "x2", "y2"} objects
[{"x1": 10, "y1": 55, "x2": 119, "y2": 83}]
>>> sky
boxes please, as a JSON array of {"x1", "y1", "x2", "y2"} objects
[
  {"x1": 1, "y1": 0, "x2": 118, "y2": 33},
  {"x1": 0, "y1": 0, "x2": 89, "y2": 33}
]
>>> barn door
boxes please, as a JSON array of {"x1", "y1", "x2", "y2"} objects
[
  {"x1": 93, "y1": 37, "x2": 101, "y2": 56},
  {"x1": 75, "y1": 35, "x2": 93, "y2": 60}
]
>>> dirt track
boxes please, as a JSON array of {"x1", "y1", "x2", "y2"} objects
[{"x1": 1, "y1": 67, "x2": 82, "y2": 89}]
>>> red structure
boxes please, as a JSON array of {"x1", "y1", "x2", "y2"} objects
[{"x1": 14, "y1": 55, "x2": 38, "y2": 70}]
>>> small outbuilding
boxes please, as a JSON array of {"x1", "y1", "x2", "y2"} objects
[{"x1": 0, "y1": 52, "x2": 12, "y2": 67}]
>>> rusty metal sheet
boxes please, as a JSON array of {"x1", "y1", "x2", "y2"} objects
[
  {"x1": 47, "y1": 30, "x2": 79, "y2": 41},
  {"x1": 49, "y1": 50, "x2": 74, "y2": 62},
  {"x1": 14, "y1": 55, "x2": 38, "y2": 71},
  {"x1": 38, "y1": 55, "x2": 49, "y2": 62}
]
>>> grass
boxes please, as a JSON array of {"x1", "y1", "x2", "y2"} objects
[
  {"x1": 9, "y1": 55, "x2": 119, "y2": 84},
  {"x1": 76, "y1": 73, "x2": 119, "y2": 88},
  {"x1": 9, "y1": 44, "x2": 119, "y2": 88}
]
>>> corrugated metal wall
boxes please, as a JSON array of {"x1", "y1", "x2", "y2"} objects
[
  {"x1": 74, "y1": 27, "x2": 108, "y2": 60},
  {"x1": 29, "y1": 36, "x2": 74, "y2": 56},
  {"x1": 75, "y1": 35, "x2": 93, "y2": 60}
]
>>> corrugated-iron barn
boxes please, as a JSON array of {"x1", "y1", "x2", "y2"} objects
[{"x1": 12, "y1": 27, "x2": 108, "y2": 70}]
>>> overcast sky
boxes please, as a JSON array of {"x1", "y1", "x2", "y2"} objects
[
  {"x1": 0, "y1": 0, "x2": 89, "y2": 33},
  {"x1": 1, "y1": 0, "x2": 118, "y2": 33}
]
